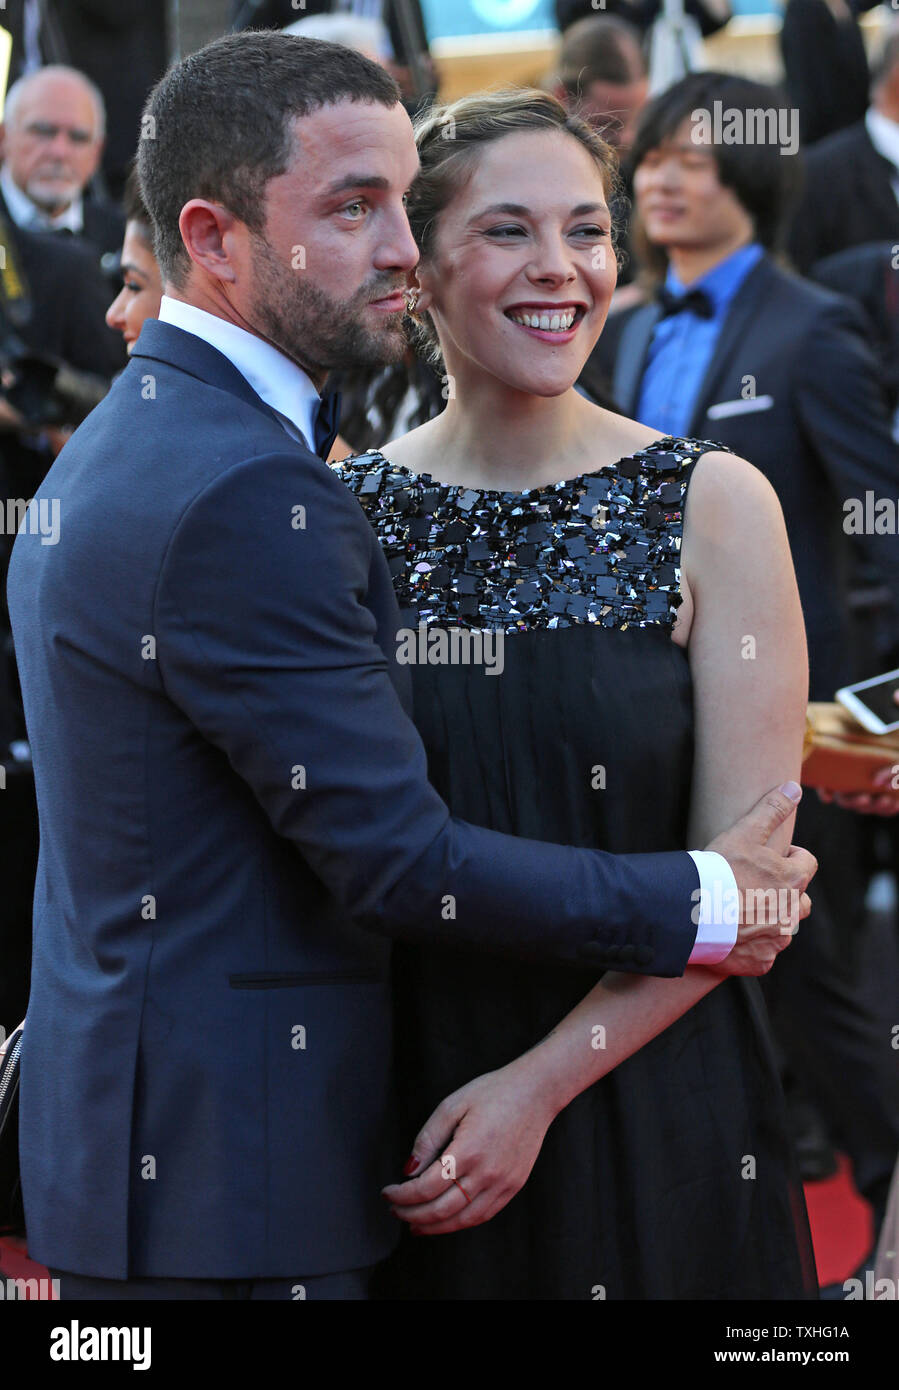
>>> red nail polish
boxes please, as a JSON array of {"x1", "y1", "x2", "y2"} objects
[{"x1": 403, "y1": 1154, "x2": 420, "y2": 1176}]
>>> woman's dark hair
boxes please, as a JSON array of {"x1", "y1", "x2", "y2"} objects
[
  {"x1": 407, "y1": 87, "x2": 623, "y2": 365},
  {"x1": 137, "y1": 31, "x2": 399, "y2": 287},
  {"x1": 123, "y1": 164, "x2": 153, "y2": 248},
  {"x1": 629, "y1": 70, "x2": 802, "y2": 271}
]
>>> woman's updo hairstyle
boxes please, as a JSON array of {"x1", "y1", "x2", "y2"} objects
[{"x1": 407, "y1": 87, "x2": 623, "y2": 366}]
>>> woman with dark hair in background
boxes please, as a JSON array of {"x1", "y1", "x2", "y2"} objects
[{"x1": 105, "y1": 168, "x2": 162, "y2": 352}]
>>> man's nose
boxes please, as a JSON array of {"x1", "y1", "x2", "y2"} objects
[{"x1": 375, "y1": 208, "x2": 419, "y2": 273}]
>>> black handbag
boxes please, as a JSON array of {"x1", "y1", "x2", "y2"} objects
[{"x1": 0, "y1": 1026, "x2": 25, "y2": 1236}]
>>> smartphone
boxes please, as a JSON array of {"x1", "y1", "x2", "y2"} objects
[{"x1": 836, "y1": 668, "x2": 899, "y2": 735}]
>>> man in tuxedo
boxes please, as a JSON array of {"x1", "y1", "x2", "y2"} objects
[
  {"x1": 0, "y1": 65, "x2": 124, "y2": 260},
  {"x1": 580, "y1": 69, "x2": 899, "y2": 1248},
  {"x1": 5, "y1": 34, "x2": 814, "y2": 1300},
  {"x1": 788, "y1": 31, "x2": 899, "y2": 273}
]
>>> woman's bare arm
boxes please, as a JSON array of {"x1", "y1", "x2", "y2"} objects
[{"x1": 508, "y1": 450, "x2": 809, "y2": 1118}]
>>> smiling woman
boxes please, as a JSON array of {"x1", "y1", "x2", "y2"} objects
[
  {"x1": 330, "y1": 86, "x2": 816, "y2": 1301},
  {"x1": 404, "y1": 88, "x2": 622, "y2": 378}
]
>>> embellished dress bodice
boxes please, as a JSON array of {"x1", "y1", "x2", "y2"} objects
[{"x1": 334, "y1": 435, "x2": 722, "y2": 634}]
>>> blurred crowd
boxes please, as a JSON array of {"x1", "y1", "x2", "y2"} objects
[{"x1": 1, "y1": 0, "x2": 898, "y2": 1285}]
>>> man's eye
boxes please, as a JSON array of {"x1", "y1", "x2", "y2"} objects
[
  {"x1": 341, "y1": 200, "x2": 367, "y2": 219},
  {"x1": 401, "y1": 192, "x2": 410, "y2": 208},
  {"x1": 124, "y1": 280, "x2": 142, "y2": 294}
]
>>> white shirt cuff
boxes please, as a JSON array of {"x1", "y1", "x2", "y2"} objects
[{"x1": 686, "y1": 850, "x2": 739, "y2": 964}]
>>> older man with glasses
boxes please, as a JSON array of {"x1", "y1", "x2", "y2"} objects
[{"x1": 0, "y1": 64, "x2": 123, "y2": 260}]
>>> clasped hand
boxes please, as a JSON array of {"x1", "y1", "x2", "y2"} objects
[{"x1": 382, "y1": 1059, "x2": 555, "y2": 1236}]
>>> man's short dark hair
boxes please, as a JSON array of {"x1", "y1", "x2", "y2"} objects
[
  {"x1": 557, "y1": 15, "x2": 646, "y2": 100},
  {"x1": 137, "y1": 32, "x2": 400, "y2": 287},
  {"x1": 630, "y1": 71, "x2": 801, "y2": 252}
]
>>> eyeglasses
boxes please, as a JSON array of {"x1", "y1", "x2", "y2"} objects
[{"x1": 22, "y1": 122, "x2": 96, "y2": 146}]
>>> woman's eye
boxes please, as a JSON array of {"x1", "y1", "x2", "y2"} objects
[
  {"x1": 124, "y1": 279, "x2": 142, "y2": 293},
  {"x1": 572, "y1": 225, "x2": 608, "y2": 239},
  {"x1": 484, "y1": 224, "x2": 526, "y2": 239}
]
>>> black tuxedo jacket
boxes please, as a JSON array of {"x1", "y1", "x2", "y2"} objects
[
  {"x1": 0, "y1": 185, "x2": 124, "y2": 263},
  {"x1": 810, "y1": 241, "x2": 899, "y2": 412},
  {"x1": 580, "y1": 255, "x2": 899, "y2": 699},
  {"x1": 788, "y1": 120, "x2": 899, "y2": 273}
]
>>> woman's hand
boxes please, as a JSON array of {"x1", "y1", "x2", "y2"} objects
[
  {"x1": 817, "y1": 763, "x2": 899, "y2": 817},
  {"x1": 381, "y1": 1059, "x2": 559, "y2": 1236}
]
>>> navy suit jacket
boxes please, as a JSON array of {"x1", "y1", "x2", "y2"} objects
[
  {"x1": 580, "y1": 255, "x2": 899, "y2": 700},
  {"x1": 8, "y1": 319, "x2": 699, "y2": 1279}
]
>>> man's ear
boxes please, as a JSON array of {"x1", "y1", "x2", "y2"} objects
[{"x1": 178, "y1": 199, "x2": 239, "y2": 283}]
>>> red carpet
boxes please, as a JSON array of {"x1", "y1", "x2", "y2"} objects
[
  {"x1": 0, "y1": 1154, "x2": 873, "y2": 1296},
  {"x1": 802, "y1": 1153, "x2": 873, "y2": 1287}
]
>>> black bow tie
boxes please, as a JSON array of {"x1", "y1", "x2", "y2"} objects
[
  {"x1": 312, "y1": 390, "x2": 342, "y2": 460},
  {"x1": 656, "y1": 285, "x2": 715, "y2": 320}
]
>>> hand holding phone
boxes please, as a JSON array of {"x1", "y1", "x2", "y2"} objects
[{"x1": 836, "y1": 669, "x2": 899, "y2": 735}]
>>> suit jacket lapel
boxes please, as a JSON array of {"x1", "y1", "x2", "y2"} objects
[
  {"x1": 857, "y1": 132, "x2": 899, "y2": 234},
  {"x1": 613, "y1": 303, "x2": 660, "y2": 415},
  {"x1": 687, "y1": 256, "x2": 773, "y2": 435}
]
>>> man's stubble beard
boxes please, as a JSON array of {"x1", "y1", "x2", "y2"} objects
[{"x1": 249, "y1": 232, "x2": 408, "y2": 378}]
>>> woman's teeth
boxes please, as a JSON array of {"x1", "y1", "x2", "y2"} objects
[{"x1": 508, "y1": 309, "x2": 577, "y2": 332}]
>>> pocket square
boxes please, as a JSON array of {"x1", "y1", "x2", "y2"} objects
[{"x1": 706, "y1": 395, "x2": 775, "y2": 419}]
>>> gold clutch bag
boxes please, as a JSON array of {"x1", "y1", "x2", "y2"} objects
[{"x1": 801, "y1": 702, "x2": 899, "y2": 793}]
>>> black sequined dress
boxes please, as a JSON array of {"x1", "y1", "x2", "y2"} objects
[{"x1": 332, "y1": 436, "x2": 817, "y2": 1300}]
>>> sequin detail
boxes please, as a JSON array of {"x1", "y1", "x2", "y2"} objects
[{"x1": 334, "y1": 436, "x2": 731, "y2": 632}]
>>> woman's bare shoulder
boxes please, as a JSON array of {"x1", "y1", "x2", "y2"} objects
[{"x1": 686, "y1": 449, "x2": 783, "y2": 535}]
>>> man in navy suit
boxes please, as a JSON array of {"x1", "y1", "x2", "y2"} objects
[{"x1": 4, "y1": 35, "x2": 814, "y2": 1299}]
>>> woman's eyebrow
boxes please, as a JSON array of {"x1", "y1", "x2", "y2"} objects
[{"x1": 469, "y1": 200, "x2": 609, "y2": 221}]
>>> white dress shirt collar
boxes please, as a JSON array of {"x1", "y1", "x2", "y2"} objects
[
  {"x1": 866, "y1": 108, "x2": 899, "y2": 173},
  {"x1": 0, "y1": 162, "x2": 84, "y2": 233},
  {"x1": 158, "y1": 294, "x2": 321, "y2": 452}
]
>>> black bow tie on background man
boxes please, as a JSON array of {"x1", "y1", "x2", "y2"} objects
[
  {"x1": 312, "y1": 390, "x2": 342, "y2": 460},
  {"x1": 656, "y1": 285, "x2": 715, "y2": 319}
]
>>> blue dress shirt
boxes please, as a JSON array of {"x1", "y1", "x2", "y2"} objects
[{"x1": 636, "y1": 242, "x2": 765, "y2": 437}]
